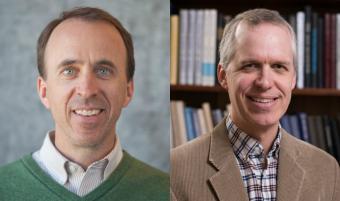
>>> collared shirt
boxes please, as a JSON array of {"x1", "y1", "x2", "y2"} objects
[
  {"x1": 226, "y1": 115, "x2": 281, "y2": 201},
  {"x1": 32, "y1": 131, "x2": 123, "y2": 196}
]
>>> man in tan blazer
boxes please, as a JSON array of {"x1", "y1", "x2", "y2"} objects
[{"x1": 171, "y1": 9, "x2": 340, "y2": 201}]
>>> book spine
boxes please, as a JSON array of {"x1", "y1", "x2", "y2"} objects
[
  {"x1": 311, "y1": 12, "x2": 318, "y2": 88},
  {"x1": 184, "y1": 107, "x2": 196, "y2": 140},
  {"x1": 170, "y1": 15, "x2": 179, "y2": 85},
  {"x1": 179, "y1": 10, "x2": 189, "y2": 85},
  {"x1": 304, "y1": 6, "x2": 312, "y2": 88},
  {"x1": 194, "y1": 10, "x2": 204, "y2": 85},
  {"x1": 187, "y1": 10, "x2": 196, "y2": 85},
  {"x1": 317, "y1": 17, "x2": 324, "y2": 88},
  {"x1": 337, "y1": 14, "x2": 340, "y2": 89},
  {"x1": 297, "y1": 11, "x2": 305, "y2": 89}
]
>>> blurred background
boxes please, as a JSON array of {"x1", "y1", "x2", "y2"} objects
[{"x1": 0, "y1": 0, "x2": 169, "y2": 171}]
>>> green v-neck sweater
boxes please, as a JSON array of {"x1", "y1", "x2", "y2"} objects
[{"x1": 0, "y1": 151, "x2": 169, "y2": 201}]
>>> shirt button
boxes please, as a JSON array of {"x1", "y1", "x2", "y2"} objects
[{"x1": 69, "y1": 165, "x2": 77, "y2": 173}]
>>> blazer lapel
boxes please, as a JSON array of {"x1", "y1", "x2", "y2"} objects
[
  {"x1": 277, "y1": 130, "x2": 305, "y2": 201},
  {"x1": 208, "y1": 119, "x2": 248, "y2": 201}
]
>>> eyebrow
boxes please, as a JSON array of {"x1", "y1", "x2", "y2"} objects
[
  {"x1": 57, "y1": 58, "x2": 118, "y2": 71},
  {"x1": 95, "y1": 59, "x2": 117, "y2": 69},
  {"x1": 239, "y1": 59, "x2": 291, "y2": 66},
  {"x1": 57, "y1": 59, "x2": 82, "y2": 69}
]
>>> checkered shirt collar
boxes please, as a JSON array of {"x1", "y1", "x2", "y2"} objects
[{"x1": 225, "y1": 114, "x2": 281, "y2": 161}]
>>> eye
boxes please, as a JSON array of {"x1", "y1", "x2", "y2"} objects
[
  {"x1": 241, "y1": 63, "x2": 258, "y2": 71},
  {"x1": 244, "y1": 63, "x2": 256, "y2": 68},
  {"x1": 62, "y1": 67, "x2": 76, "y2": 77},
  {"x1": 95, "y1": 66, "x2": 113, "y2": 77},
  {"x1": 272, "y1": 64, "x2": 287, "y2": 71}
]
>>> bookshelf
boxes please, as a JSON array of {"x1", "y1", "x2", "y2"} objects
[{"x1": 170, "y1": 0, "x2": 340, "y2": 161}]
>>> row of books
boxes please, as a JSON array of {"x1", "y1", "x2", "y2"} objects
[
  {"x1": 170, "y1": 100, "x2": 228, "y2": 147},
  {"x1": 170, "y1": 7, "x2": 340, "y2": 89},
  {"x1": 170, "y1": 100, "x2": 340, "y2": 162},
  {"x1": 280, "y1": 114, "x2": 340, "y2": 161},
  {"x1": 170, "y1": 9, "x2": 219, "y2": 86}
]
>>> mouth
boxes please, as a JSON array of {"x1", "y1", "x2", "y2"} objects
[
  {"x1": 247, "y1": 96, "x2": 279, "y2": 103},
  {"x1": 73, "y1": 109, "x2": 104, "y2": 117}
]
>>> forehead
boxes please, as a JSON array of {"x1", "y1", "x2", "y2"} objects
[
  {"x1": 44, "y1": 18, "x2": 127, "y2": 67},
  {"x1": 233, "y1": 22, "x2": 294, "y2": 62}
]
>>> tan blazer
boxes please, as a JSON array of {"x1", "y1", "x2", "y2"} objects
[{"x1": 171, "y1": 119, "x2": 340, "y2": 201}]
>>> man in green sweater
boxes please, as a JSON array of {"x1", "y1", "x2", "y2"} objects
[{"x1": 0, "y1": 7, "x2": 168, "y2": 201}]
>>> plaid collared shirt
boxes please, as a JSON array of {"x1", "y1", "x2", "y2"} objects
[{"x1": 226, "y1": 115, "x2": 281, "y2": 201}]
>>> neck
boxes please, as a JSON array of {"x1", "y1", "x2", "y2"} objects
[
  {"x1": 231, "y1": 116, "x2": 279, "y2": 156},
  {"x1": 52, "y1": 132, "x2": 116, "y2": 170},
  {"x1": 250, "y1": 129, "x2": 278, "y2": 155}
]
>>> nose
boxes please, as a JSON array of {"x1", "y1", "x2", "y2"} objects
[
  {"x1": 76, "y1": 71, "x2": 99, "y2": 98},
  {"x1": 254, "y1": 65, "x2": 273, "y2": 90}
]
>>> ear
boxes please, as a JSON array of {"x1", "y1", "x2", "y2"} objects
[
  {"x1": 123, "y1": 79, "x2": 134, "y2": 107},
  {"x1": 37, "y1": 76, "x2": 50, "y2": 109},
  {"x1": 291, "y1": 72, "x2": 297, "y2": 89},
  {"x1": 217, "y1": 64, "x2": 228, "y2": 90}
]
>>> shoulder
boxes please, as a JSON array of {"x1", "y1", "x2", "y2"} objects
[
  {"x1": 282, "y1": 132, "x2": 338, "y2": 166},
  {"x1": 281, "y1": 132, "x2": 339, "y2": 182},
  {"x1": 121, "y1": 152, "x2": 169, "y2": 200},
  {"x1": 125, "y1": 152, "x2": 168, "y2": 180},
  {"x1": 171, "y1": 133, "x2": 211, "y2": 163},
  {"x1": 170, "y1": 133, "x2": 213, "y2": 187},
  {"x1": 0, "y1": 156, "x2": 27, "y2": 179},
  {"x1": 0, "y1": 155, "x2": 34, "y2": 196}
]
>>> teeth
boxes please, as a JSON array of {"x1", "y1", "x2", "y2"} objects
[
  {"x1": 74, "y1": 109, "x2": 101, "y2": 116},
  {"x1": 251, "y1": 97, "x2": 274, "y2": 103}
]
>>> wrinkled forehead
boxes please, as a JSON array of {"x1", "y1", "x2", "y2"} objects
[{"x1": 44, "y1": 19, "x2": 127, "y2": 68}]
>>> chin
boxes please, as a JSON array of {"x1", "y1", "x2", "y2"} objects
[
  {"x1": 70, "y1": 129, "x2": 105, "y2": 146},
  {"x1": 249, "y1": 113, "x2": 280, "y2": 127}
]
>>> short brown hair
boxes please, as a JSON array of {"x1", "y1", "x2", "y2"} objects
[
  {"x1": 219, "y1": 8, "x2": 296, "y2": 70},
  {"x1": 37, "y1": 7, "x2": 135, "y2": 80}
]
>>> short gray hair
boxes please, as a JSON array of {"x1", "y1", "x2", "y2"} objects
[{"x1": 219, "y1": 8, "x2": 296, "y2": 69}]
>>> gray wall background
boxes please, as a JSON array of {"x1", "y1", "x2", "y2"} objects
[{"x1": 0, "y1": 0, "x2": 169, "y2": 171}]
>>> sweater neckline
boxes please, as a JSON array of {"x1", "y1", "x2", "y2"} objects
[{"x1": 21, "y1": 151, "x2": 132, "y2": 201}]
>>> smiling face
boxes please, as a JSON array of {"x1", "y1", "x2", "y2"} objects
[
  {"x1": 218, "y1": 23, "x2": 296, "y2": 135},
  {"x1": 38, "y1": 19, "x2": 133, "y2": 150}
]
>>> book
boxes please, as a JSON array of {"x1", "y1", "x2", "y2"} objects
[
  {"x1": 324, "y1": 13, "x2": 331, "y2": 88},
  {"x1": 170, "y1": 15, "x2": 179, "y2": 85},
  {"x1": 170, "y1": 101, "x2": 187, "y2": 147},
  {"x1": 289, "y1": 115, "x2": 302, "y2": 139},
  {"x1": 304, "y1": 6, "x2": 312, "y2": 88},
  {"x1": 314, "y1": 115, "x2": 327, "y2": 151},
  {"x1": 331, "y1": 14, "x2": 337, "y2": 88},
  {"x1": 296, "y1": 11, "x2": 305, "y2": 89},
  {"x1": 337, "y1": 14, "x2": 340, "y2": 89},
  {"x1": 311, "y1": 12, "x2": 318, "y2": 88},
  {"x1": 317, "y1": 16, "x2": 324, "y2": 88},
  {"x1": 174, "y1": 101, "x2": 188, "y2": 146},
  {"x1": 297, "y1": 113, "x2": 310, "y2": 142},
  {"x1": 184, "y1": 107, "x2": 196, "y2": 140},
  {"x1": 197, "y1": 108, "x2": 207, "y2": 135},
  {"x1": 202, "y1": 102, "x2": 214, "y2": 132},
  {"x1": 322, "y1": 115, "x2": 334, "y2": 155},
  {"x1": 179, "y1": 9, "x2": 189, "y2": 85},
  {"x1": 187, "y1": 9, "x2": 196, "y2": 85},
  {"x1": 307, "y1": 115, "x2": 319, "y2": 147},
  {"x1": 192, "y1": 109, "x2": 202, "y2": 138},
  {"x1": 280, "y1": 115, "x2": 292, "y2": 134},
  {"x1": 194, "y1": 10, "x2": 204, "y2": 85},
  {"x1": 202, "y1": 9, "x2": 217, "y2": 86}
]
